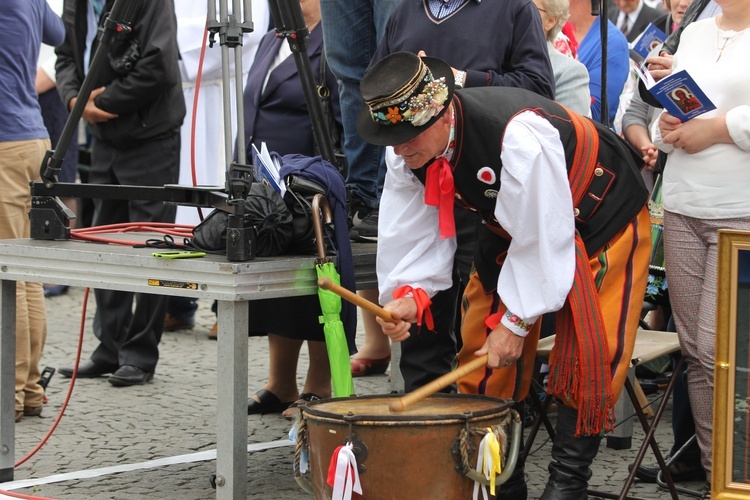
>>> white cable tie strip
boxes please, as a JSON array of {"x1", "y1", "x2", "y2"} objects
[{"x1": 0, "y1": 439, "x2": 293, "y2": 491}]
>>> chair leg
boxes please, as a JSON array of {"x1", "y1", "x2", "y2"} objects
[
  {"x1": 614, "y1": 359, "x2": 684, "y2": 500},
  {"x1": 521, "y1": 388, "x2": 556, "y2": 462}
]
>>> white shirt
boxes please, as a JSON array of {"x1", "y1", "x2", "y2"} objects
[
  {"x1": 378, "y1": 111, "x2": 576, "y2": 336},
  {"x1": 652, "y1": 18, "x2": 750, "y2": 219}
]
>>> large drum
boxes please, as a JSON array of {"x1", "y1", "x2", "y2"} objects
[{"x1": 294, "y1": 394, "x2": 520, "y2": 499}]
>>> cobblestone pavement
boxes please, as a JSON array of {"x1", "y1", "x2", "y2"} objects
[{"x1": 2, "y1": 286, "x2": 708, "y2": 499}]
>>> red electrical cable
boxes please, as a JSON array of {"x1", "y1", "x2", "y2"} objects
[
  {"x1": 0, "y1": 14, "x2": 215, "y2": 500},
  {"x1": 0, "y1": 289, "x2": 91, "y2": 500},
  {"x1": 189, "y1": 21, "x2": 211, "y2": 223},
  {"x1": 70, "y1": 222, "x2": 195, "y2": 246}
]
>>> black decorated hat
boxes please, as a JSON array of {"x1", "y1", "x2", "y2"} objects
[{"x1": 357, "y1": 52, "x2": 454, "y2": 146}]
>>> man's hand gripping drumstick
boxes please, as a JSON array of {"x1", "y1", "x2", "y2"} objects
[
  {"x1": 318, "y1": 278, "x2": 501, "y2": 411},
  {"x1": 316, "y1": 277, "x2": 412, "y2": 341}
]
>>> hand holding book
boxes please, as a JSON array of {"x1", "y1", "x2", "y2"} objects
[{"x1": 634, "y1": 64, "x2": 716, "y2": 122}]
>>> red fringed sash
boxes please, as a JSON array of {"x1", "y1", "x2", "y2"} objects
[{"x1": 546, "y1": 108, "x2": 614, "y2": 437}]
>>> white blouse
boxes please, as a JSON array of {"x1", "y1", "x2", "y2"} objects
[
  {"x1": 651, "y1": 17, "x2": 750, "y2": 219},
  {"x1": 377, "y1": 110, "x2": 576, "y2": 336}
]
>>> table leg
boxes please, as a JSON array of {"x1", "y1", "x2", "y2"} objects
[
  {"x1": 0, "y1": 279, "x2": 16, "y2": 482},
  {"x1": 215, "y1": 299, "x2": 249, "y2": 499}
]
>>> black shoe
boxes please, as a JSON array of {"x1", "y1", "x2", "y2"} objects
[
  {"x1": 108, "y1": 365, "x2": 154, "y2": 387},
  {"x1": 350, "y1": 208, "x2": 378, "y2": 242},
  {"x1": 347, "y1": 192, "x2": 373, "y2": 230},
  {"x1": 247, "y1": 389, "x2": 294, "y2": 415},
  {"x1": 631, "y1": 456, "x2": 706, "y2": 483},
  {"x1": 58, "y1": 360, "x2": 118, "y2": 379}
]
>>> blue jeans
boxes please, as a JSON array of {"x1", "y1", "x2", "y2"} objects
[
  {"x1": 167, "y1": 296, "x2": 198, "y2": 323},
  {"x1": 319, "y1": 0, "x2": 402, "y2": 208}
]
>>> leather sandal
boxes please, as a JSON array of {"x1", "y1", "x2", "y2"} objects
[
  {"x1": 350, "y1": 355, "x2": 391, "y2": 377},
  {"x1": 282, "y1": 393, "x2": 322, "y2": 420},
  {"x1": 247, "y1": 389, "x2": 294, "y2": 415}
]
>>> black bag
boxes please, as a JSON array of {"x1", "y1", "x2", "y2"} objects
[
  {"x1": 314, "y1": 51, "x2": 348, "y2": 176},
  {"x1": 192, "y1": 183, "x2": 294, "y2": 257},
  {"x1": 283, "y1": 174, "x2": 329, "y2": 255}
]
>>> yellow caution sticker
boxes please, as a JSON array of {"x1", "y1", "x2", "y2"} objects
[{"x1": 147, "y1": 279, "x2": 199, "y2": 290}]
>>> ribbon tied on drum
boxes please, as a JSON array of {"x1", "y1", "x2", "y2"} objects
[
  {"x1": 326, "y1": 442, "x2": 362, "y2": 500},
  {"x1": 473, "y1": 428, "x2": 503, "y2": 500}
]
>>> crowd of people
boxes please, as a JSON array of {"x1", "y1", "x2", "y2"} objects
[{"x1": 3, "y1": 0, "x2": 749, "y2": 497}]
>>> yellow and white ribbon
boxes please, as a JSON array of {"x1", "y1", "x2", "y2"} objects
[{"x1": 472, "y1": 428, "x2": 503, "y2": 500}]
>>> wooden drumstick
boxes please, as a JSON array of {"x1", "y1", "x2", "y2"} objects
[
  {"x1": 317, "y1": 277, "x2": 396, "y2": 322},
  {"x1": 389, "y1": 355, "x2": 489, "y2": 413}
]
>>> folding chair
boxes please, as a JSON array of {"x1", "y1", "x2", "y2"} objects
[{"x1": 525, "y1": 329, "x2": 683, "y2": 500}]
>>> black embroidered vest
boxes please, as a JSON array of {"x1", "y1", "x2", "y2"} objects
[{"x1": 445, "y1": 88, "x2": 648, "y2": 291}]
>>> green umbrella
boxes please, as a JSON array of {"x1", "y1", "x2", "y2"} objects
[{"x1": 313, "y1": 195, "x2": 354, "y2": 397}]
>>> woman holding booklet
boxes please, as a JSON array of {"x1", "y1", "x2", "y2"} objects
[{"x1": 651, "y1": 0, "x2": 750, "y2": 481}]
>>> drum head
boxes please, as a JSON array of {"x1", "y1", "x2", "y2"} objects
[{"x1": 302, "y1": 393, "x2": 512, "y2": 422}]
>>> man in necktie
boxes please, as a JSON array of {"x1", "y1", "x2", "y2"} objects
[
  {"x1": 609, "y1": 0, "x2": 667, "y2": 42},
  {"x1": 620, "y1": 14, "x2": 631, "y2": 35}
]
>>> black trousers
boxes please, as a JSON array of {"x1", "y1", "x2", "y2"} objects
[
  {"x1": 399, "y1": 209, "x2": 477, "y2": 392},
  {"x1": 89, "y1": 133, "x2": 180, "y2": 372}
]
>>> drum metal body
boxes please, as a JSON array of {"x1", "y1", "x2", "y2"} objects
[{"x1": 300, "y1": 393, "x2": 514, "y2": 499}]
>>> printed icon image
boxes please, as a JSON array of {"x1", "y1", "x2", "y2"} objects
[{"x1": 670, "y1": 86, "x2": 702, "y2": 114}]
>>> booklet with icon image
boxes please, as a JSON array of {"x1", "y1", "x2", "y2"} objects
[
  {"x1": 632, "y1": 23, "x2": 668, "y2": 59},
  {"x1": 634, "y1": 65, "x2": 716, "y2": 121}
]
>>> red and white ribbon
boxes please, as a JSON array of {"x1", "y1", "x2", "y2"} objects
[{"x1": 326, "y1": 443, "x2": 362, "y2": 500}]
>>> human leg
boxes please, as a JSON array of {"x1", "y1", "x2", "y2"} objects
[
  {"x1": 664, "y1": 212, "x2": 750, "y2": 474},
  {"x1": 350, "y1": 289, "x2": 391, "y2": 375},
  {"x1": 279, "y1": 340, "x2": 333, "y2": 419},
  {"x1": 98, "y1": 136, "x2": 178, "y2": 380},
  {"x1": 301, "y1": 340, "x2": 332, "y2": 398},
  {"x1": 540, "y1": 405, "x2": 603, "y2": 500},
  {"x1": 165, "y1": 296, "x2": 198, "y2": 330},
  {"x1": 400, "y1": 277, "x2": 460, "y2": 392},
  {"x1": 321, "y1": 0, "x2": 393, "y2": 207},
  {"x1": 0, "y1": 139, "x2": 50, "y2": 414},
  {"x1": 248, "y1": 334, "x2": 302, "y2": 414},
  {"x1": 634, "y1": 351, "x2": 705, "y2": 483}
]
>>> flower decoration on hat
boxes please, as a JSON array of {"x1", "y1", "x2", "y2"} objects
[
  {"x1": 385, "y1": 107, "x2": 403, "y2": 124},
  {"x1": 368, "y1": 60, "x2": 449, "y2": 128},
  {"x1": 477, "y1": 166, "x2": 496, "y2": 185}
]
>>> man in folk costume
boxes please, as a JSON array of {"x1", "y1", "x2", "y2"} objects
[{"x1": 361, "y1": 52, "x2": 651, "y2": 499}]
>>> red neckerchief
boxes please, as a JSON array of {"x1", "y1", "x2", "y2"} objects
[{"x1": 424, "y1": 108, "x2": 456, "y2": 239}]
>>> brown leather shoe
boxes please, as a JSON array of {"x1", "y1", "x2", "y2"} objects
[
  {"x1": 208, "y1": 321, "x2": 217, "y2": 340},
  {"x1": 15, "y1": 410, "x2": 23, "y2": 423},
  {"x1": 24, "y1": 406, "x2": 43, "y2": 417},
  {"x1": 163, "y1": 313, "x2": 195, "y2": 331}
]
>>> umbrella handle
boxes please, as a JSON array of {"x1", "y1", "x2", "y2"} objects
[
  {"x1": 388, "y1": 355, "x2": 489, "y2": 413},
  {"x1": 317, "y1": 277, "x2": 396, "y2": 323}
]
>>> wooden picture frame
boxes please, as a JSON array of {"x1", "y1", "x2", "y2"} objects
[{"x1": 714, "y1": 229, "x2": 750, "y2": 499}]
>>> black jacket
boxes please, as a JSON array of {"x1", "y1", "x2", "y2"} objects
[{"x1": 55, "y1": 0, "x2": 185, "y2": 148}]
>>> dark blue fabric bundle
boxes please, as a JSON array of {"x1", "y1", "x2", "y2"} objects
[{"x1": 279, "y1": 154, "x2": 357, "y2": 354}]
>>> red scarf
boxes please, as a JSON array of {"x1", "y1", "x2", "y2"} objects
[{"x1": 424, "y1": 157, "x2": 455, "y2": 238}]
